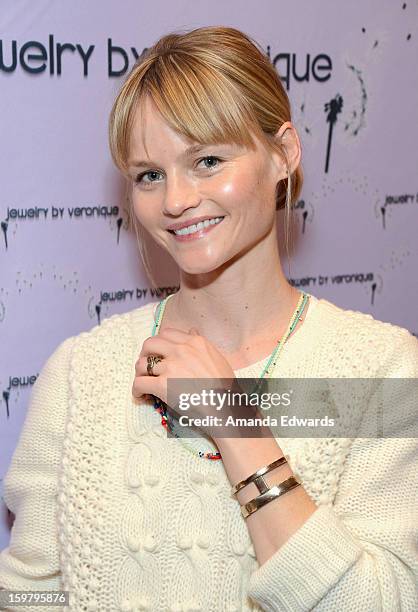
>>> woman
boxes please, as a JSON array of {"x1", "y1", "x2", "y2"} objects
[{"x1": 1, "y1": 25, "x2": 417, "y2": 612}]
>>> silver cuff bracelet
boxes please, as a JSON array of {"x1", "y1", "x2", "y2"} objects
[
  {"x1": 241, "y1": 475, "x2": 301, "y2": 519},
  {"x1": 230, "y1": 455, "x2": 288, "y2": 497}
]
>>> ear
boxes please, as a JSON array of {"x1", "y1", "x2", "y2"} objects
[{"x1": 273, "y1": 121, "x2": 302, "y2": 180}]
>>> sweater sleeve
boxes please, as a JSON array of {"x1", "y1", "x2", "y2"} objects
[
  {"x1": 0, "y1": 336, "x2": 74, "y2": 611},
  {"x1": 247, "y1": 330, "x2": 418, "y2": 612}
]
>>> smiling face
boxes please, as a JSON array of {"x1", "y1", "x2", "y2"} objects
[{"x1": 127, "y1": 95, "x2": 285, "y2": 275}]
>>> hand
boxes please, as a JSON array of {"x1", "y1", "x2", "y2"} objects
[{"x1": 132, "y1": 326, "x2": 239, "y2": 440}]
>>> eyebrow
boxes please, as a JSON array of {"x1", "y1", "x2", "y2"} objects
[{"x1": 128, "y1": 143, "x2": 216, "y2": 169}]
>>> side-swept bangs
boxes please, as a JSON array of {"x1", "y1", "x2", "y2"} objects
[{"x1": 109, "y1": 48, "x2": 278, "y2": 177}]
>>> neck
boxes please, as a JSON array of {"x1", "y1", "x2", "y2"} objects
[{"x1": 162, "y1": 236, "x2": 300, "y2": 356}]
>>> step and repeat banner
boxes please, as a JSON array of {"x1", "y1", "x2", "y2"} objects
[{"x1": 1, "y1": 1, "x2": 417, "y2": 548}]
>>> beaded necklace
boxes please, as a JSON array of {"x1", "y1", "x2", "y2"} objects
[{"x1": 150, "y1": 291, "x2": 309, "y2": 461}]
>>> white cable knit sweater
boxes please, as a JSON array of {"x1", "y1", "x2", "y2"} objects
[{"x1": 1, "y1": 293, "x2": 418, "y2": 612}]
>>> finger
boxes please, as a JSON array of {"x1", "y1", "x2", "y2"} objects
[
  {"x1": 135, "y1": 354, "x2": 165, "y2": 377},
  {"x1": 138, "y1": 336, "x2": 172, "y2": 361},
  {"x1": 132, "y1": 373, "x2": 160, "y2": 401},
  {"x1": 138, "y1": 328, "x2": 199, "y2": 363}
]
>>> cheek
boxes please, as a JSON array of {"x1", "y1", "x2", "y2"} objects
[
  {"x1": 131, "y1": 192, "x2": 158, "y2": 227},
  {"x1": 210, "y1": 169, "x2": 258, "y2": 207},
  {"x1": 251, "y1": 165, "x2": 277, "y2": 213},
  {"x1": 213, "y1": 167, "x2": 270, "y2": 214}
]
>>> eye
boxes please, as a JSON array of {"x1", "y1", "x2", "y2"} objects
[
  {"x1": 133, "y1": 155, "x2": 222, "y2": 188},
  {"x1": 197, "y1": 156, "x2": 222, "y2": 170},
  {"x1": 134, "y1": 170, "x2": 163, "y2": 186}
]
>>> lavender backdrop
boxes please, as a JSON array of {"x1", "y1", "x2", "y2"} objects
[{"x1": 1, "y1": 0, "x2": 417, "y2": 548}]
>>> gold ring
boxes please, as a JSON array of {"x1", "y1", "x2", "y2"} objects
[{"x1": 147, "y1": 355, "x2": 162, "y2": 376}]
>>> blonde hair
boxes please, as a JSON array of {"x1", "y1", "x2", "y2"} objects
[{"x1": 108, "y1": 25, "x2": 303, "y2": 284}]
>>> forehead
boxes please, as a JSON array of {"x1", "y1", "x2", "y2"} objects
[
  {"x1": 128, "y1": 94, "x2": 268, "y2": 163},
  {"x1": 129, "y1": 96, "x2": 188, "y2": 158}
]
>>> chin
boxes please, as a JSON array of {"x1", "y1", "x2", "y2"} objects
[{"x1": 177, "y1": 258, "x2": 226, "y2": 276}]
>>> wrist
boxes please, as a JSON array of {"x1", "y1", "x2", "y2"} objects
[{"x1": 214, "y1": 435, "x2": 286, "y2": 485}]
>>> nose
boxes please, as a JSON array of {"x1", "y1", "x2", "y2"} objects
[{"x1": 162, "y1": 170, "x2": 201, "y2": 216}]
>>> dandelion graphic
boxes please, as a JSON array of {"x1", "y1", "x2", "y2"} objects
[
  {"x1": 1, "y1": 220, "x2": 8, "y2": 250},
  {"x1": 324, "y1": 94, "x2": 344, "y2": 173},
  {"x1": 2, "y1": 389, "x2": 10, "y2": 419}
]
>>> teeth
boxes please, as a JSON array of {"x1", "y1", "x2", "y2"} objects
[{"x1": 173, "y1": 216, "x2": 224, "y2": 236}]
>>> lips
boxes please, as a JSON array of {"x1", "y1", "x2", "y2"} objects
[
  {"x1": 168, "y1": 216, "x2": 225, "y2": 240},
  {"x1": 166, "y1": 215, "x2": 224, "y2": 232},
  {"x1": 169, "y1": 217, "x2": 224, "y2": 233}
]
